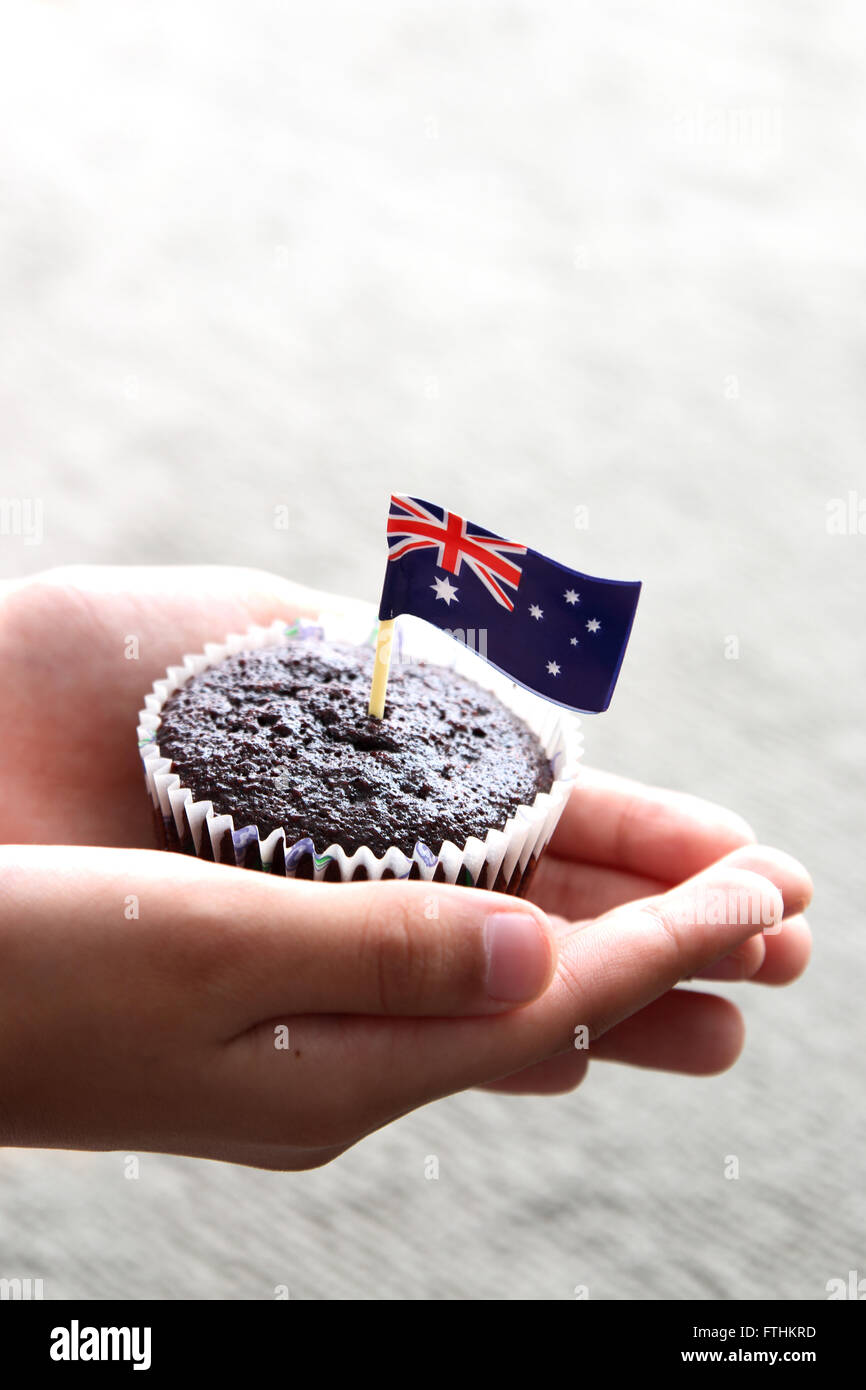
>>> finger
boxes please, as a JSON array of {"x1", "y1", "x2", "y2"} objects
[
  {"x1": 550, "y1": 865, "x2": 780, "y2": 1038},
  {"x1": 708, "y1": 845, "x2": 813, "y2": 918},
  {"x1": 751, "y1": 913, "x2": 812, "y2": 985},
  {"x1": 549, "y1": 767, "x2": 756, "y2": 879},
  {"x1": 698, "y1": 912, "x2": 811, "y2": 985},
  {"x1": 589, "y1": 989, "x2": 745, "y2": 1072},
  {"x1": 529, "y1": 854, "x2": 664, "y2": 922},
  {"x1": 477, "y1": 988, "x2": 745, "y2": 1092},
  {"x1": 535, "y1": 844, "x2": 810, "y2": 981},
  {"x1": 693, "y1": 933, "x2": 766, "y2": 981},
  {"x1": 637, "y1": 842, "x2": 813, "y2": 983}
]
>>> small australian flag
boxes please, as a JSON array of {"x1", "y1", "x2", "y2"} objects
[{"x1": 377, "y1": 494, "x2": 642, "y2": 714}]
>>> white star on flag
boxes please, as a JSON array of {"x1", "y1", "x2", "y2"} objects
[
  {"x1": 529, "y1": 604, "x2": 543, "y2": 620},
  {"x1": 431, "y1": 575, "x2": 459, "y2": 605},
  {"x1": 546, "y1": 660, "x2": 561, "y2": 676},
  {"x1": 586, "y1": 618, "x2": 601, "y2": 633},
  {"x1": 570, "y1": 637, "x2": 579, "y2": 645},
  {"x1": 564, "y1": 589, "x2": 580, "y2": 605}
]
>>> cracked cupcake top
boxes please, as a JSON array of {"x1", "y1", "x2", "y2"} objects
[{"x1": 156, "y1": 637, "x2": 553, "y2": 857}]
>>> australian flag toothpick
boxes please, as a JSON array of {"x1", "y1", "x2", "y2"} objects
[{"x1": 367, "y1": 494, "x2": 641, "y2": 719}]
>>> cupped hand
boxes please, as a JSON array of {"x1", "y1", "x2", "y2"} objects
[{"x1": 0, "y1": 566, "x2": 812, "y2": 1164}]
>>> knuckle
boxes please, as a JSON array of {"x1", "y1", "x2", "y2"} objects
[
  {"x1": 637, "y1": 899, "x2": 685, "y2": 958},
  {"x1": 362, "y1": 888, "x2": 428, "y2": 1014},
  {"x1": 552, "y1": 951, "x2": 601, "y2": 1045}
]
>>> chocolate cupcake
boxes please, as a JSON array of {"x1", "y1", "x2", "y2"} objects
[{"x1": 138, "y1": 613, "x2": 581, "y2": 894}]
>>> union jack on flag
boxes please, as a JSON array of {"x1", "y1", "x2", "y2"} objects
[
  {"x1": 377, "y1": 494, "x2": 642, "y2": 713},
  {"x1": 385, "y1": 495, "x2": 526, "y2": 610}
]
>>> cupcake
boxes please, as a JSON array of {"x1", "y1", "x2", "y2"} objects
[{"x1": 138, "y1": 614, "x2": 581, "y2": 895}]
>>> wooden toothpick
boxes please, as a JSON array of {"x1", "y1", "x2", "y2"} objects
[{"x1": 368, "y1": 618, "x2": 395, "y2": 719}]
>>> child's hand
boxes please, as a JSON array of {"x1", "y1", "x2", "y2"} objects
[
  {"x1": 0, "y1": 840, "x2": 806, "y2": 1168},
  {"x1": 0, "y1": 844, "x2": 560, "y2": 1166},
  {"x1": 0, "y1": 566, "x2": 812, "y2": 1166}
]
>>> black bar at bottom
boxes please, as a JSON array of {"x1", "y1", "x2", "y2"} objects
[{"x1": 0, "y1": 1297, "x2": 861, "y2": 1375}]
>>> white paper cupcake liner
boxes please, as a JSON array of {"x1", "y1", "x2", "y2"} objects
[{"x1": 137, "y1": 609, "x2": 583, "y2": 896}]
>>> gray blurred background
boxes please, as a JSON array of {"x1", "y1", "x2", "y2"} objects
[{"x1": 0, "y1": 0, "x2": 863, "y2": 1299}]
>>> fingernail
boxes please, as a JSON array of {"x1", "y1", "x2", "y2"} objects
[{"x1": 484, "y1": 912, "x2": 550, "y2": 1002}]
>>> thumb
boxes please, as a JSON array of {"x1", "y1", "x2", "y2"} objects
[
  {"x1": 224, "y1": 864, "x2": 786, "y2": 1131},
  {"x1": 0, "y1": 847, "x2": 558, "y2": 1031},
  {"x1": 226, "y1": 877, "x2": 559, "y2": 1025}
]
